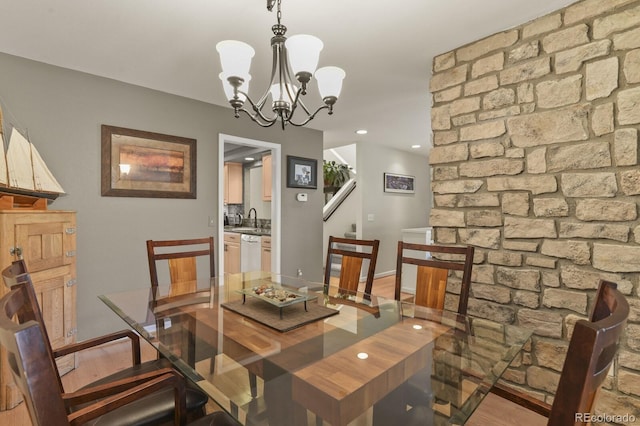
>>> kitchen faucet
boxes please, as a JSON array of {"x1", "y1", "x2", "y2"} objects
[{"x1": 247, "y1": 208, "x2": 258, "y2": 228}]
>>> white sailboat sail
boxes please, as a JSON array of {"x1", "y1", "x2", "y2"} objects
[
  {"x1": 0, "y1": 104, "x2": 64, "y2": 200},
  {"x1": 4, "y1": 127, "x2": 65, "y2": 196},
  {"x1": 31, "y1": 142, "x2": 65, "y2": 193},
  {"x1": 6, "y1": 128, "x2": 35, "y2": 191}
]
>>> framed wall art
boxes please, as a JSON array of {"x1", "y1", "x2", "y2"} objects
[
  {"x1": 286, "y1": 155, "x2": 318, "y2": 189},
  {"x1": 101, "y1": 125, "x2": 196, "y2": 198},
  {"x1": 383, "y1": 172, "x2": 415, "y2": 194}
]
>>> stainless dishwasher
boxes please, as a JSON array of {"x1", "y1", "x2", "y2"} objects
[{"x1": 240, "y1": 234, "x2": 262, "y2": 272}]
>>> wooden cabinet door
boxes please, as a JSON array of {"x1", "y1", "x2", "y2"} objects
[
  {"x1": 224, "y1": 233, "x2": 241, "y2": 274},
  {"x1": 261, "y1": 236, "x2": 271, "y2": 272},
  {"x1": 14, "y1": 221, "x2": 76, "y2": 373},
  {"x1": 15, "y1": 221, "x2": 75, "y2": 272},
  {"x1": 32, "y1": 270, "x2": 77, "y2": 374},
  {"x1": 261, "y1": 246, "x2": 271, "y2": 272},
  {"x1": 223, "y1": 163, "x2": 229, "y2": 204},
  {"x1": 262, "y1": 154, "x2": 272, "y2": 201},
  {"x1": 225, "y1": 162, "x2": 243, "y2": 205},
  {"x1": 225, "y1": 242, "x2": 241, "y2": 274}
]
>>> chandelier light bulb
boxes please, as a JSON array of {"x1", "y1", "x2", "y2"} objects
[
  {"x1": 285, "y1": 34, "x2": 323, "y2": 83},
  {"x1": 270, "y1": 83, "x2": 298, "y2": 104},
  {"x1": 216, "y1": 40, "x2": 255, "y2": 77},
  {"x1": 315, "y1": 66, "x2": 346, "y2": 99}
]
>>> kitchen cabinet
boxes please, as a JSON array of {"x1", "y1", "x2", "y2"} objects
[
  {"x1": 224, "y1": 232, "x2": 241, "y2": 274},
  {"x1": 224, "y1": 162, "x2": 243, "y2": 205},
  {"x1": 262, "y1": 154, "x2": 272, "y2": 202},
  {"x1": 261, "y1": 235, "x2": 271, "y2": 272},
  {"x1": 0, "y1": 210, "x2": 77, "y2": 410}
]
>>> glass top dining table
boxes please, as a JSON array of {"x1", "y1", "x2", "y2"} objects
[{"x1": 99, "y1": 271, "x2": 532, "y2": 426}]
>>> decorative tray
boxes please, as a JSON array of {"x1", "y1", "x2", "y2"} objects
[{"x1": 237, "y1": 284, "x2": 317, "y2": 309}]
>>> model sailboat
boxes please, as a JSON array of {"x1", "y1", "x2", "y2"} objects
[{"x1": 0, "y1": 105, "x2": 65, "y2": 201}]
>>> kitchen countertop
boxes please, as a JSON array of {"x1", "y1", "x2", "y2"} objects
[{"x1": 224, "y1": 226, "x2": 271, "y2": 236}]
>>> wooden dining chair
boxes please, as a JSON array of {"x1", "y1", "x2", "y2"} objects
[
  {"x1": 146, "y1": 237, "x2": 259, "y2": 400},
  {"x1": 146, "y1": 237, "x2": 215, "y2": 291},
  {"x1": 0, "y1": 259, "x2": 216, "y2": 426},
  {"x1": 390, "y1": 242, "x2": 474, "y2": 420},
  {"x1": 324, "y1": 236, "x2": 380, "y2": 296},
  {"x1": 395, "y1": 242, "x2": 474, "y2": 315},
  {"x1": 468, "y1": 280, "x2": 630, "y2": 426}
]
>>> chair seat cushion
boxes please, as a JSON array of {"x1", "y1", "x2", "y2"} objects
[{"x1": 75, "y1": 358, "x2": 208, "y2": 426}]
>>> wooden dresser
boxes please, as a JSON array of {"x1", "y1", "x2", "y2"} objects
[{"x1": 0, "y1": 210, "x2": 77, "y2": 410}]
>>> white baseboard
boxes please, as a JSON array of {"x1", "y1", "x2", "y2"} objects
[{"x1": 373, "y1": 270, "x2": 395, "y2": 279}]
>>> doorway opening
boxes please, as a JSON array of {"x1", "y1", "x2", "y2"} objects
[{"x1": 218, "y1": 134, "x2": 281, "y2": 275}]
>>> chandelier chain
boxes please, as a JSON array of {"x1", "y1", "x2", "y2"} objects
[{"x1": 276, "y1": 0, "x2": 282, "y2": 26}]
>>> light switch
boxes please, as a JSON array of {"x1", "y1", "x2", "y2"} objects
[
  {"x1": 367, "y1": 213, "x2": 375, "y2": 221},
  {"x1": 296, "y1": 193, "x2": 308, "y2": 202}
]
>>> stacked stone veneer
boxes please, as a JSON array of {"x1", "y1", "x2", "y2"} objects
[{"x1": 429, "y1": 0, "x2": 640, "y2": 418}]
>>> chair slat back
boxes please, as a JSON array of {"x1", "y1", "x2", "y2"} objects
[
  {"x1": 414, "y1": 266, "x2": 449, "y2": 311},
  {"x1": 146, "y1": 237, "x2": 215, "y2": 289},
  {"x1": 548, "y1": 280, "x2": 629, "y2": 426},
  {"x1": 1, "y1": 259, "x2": 65, "y2": 392},
  {"x1": 338, "y1": 256, "x2": 364, "y2": 293},
  {"x1": 324, "y1": 236, "x2": 380, "y2": 296},
  {"x1": 0, "y1": 276, "x2": 69, "y2": 425},
  {"x1": 395, "y1": 242, "x2": 474, "y2": 315},
  {"x1": 169, "y1": 257, "x2": 198, "y2": 285}
]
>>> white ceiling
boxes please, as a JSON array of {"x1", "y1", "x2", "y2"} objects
[{"x1": 0, "y1": 0, "x2": 577, "y2": 155}]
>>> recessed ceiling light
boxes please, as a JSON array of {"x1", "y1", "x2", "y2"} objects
[
  {"x1": 244, "y1": 157, "x2": 255, "y2": 161},
  {"x1": 355, "y1": 129, "x2": 368, "y2": 135},
  {"x1": 411, "y1": 145, "x2": 421, "y2": 149}
]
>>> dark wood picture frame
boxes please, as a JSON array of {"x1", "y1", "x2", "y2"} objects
[
  {"x1": 383, "y1": 172, "x2": 415, "y2": 194},
  {"x1": 286, "y1": 156, "x2": 318, "y2": 189},
  {"x1": 101, "y1": 125, "x2": 196, "y2": 199}
]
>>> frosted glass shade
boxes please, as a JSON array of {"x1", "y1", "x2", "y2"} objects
[
  {"x1": 270, "y1": 83, "x2": 298, "y2": 103},
  {"x1": 285, "y1": 35, "x2": 323, "y2": 76},
  {"x1": 315, "y1": 66, "x2": 346, "y2": 99},
  {"x1": 219, "y1": 73, "x2": 251, "y2": 101},
  {"x1": 216, "y1": 40, "x2": 255, "y2": 77}
]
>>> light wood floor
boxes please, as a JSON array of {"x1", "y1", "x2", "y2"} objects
[{"x1": 0, "y1": 274, "x2": 544, "y2": 426}]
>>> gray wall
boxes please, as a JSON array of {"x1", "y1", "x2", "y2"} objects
[
  {"x1": 0, "y1": 52, "x2": 324, "y2": 339},
  {"x1": 358, "y1": 143, "x2": 430, "y2": 274}
]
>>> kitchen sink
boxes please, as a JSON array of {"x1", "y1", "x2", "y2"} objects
[
  {"x1": 231, "y1": 227, "x2": 257, "y2": 232},
  {"x1": 224, "y1": 227, "x2": 271, "y2": 235}
]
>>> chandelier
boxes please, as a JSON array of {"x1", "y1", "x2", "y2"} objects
[{"x1": 216, "y1": 0, "x2": 345, "y2": 129}]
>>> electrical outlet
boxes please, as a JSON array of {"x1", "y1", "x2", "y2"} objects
[
  {"x1": 297, "y1": 269, "x2": 303, "y2": 277},
  {"x1": 208, "y1": 216, "x2": 216, "y2": 227}
]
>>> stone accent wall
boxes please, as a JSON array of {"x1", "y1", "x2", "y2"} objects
[{"x1": 429, "y1": 0, "x2": 640, "y2": 419}]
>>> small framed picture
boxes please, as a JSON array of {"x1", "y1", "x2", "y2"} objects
[
  {"x1": 384, "y1": 172, "x2": 415, "y2": 194},
  {"x1": 287, "y1": 156, "x2": 317, "y2": 189}
]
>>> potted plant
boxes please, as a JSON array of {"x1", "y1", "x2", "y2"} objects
[{"x1": 323, "y1": 160, "x2": 351, "y2": 190}]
